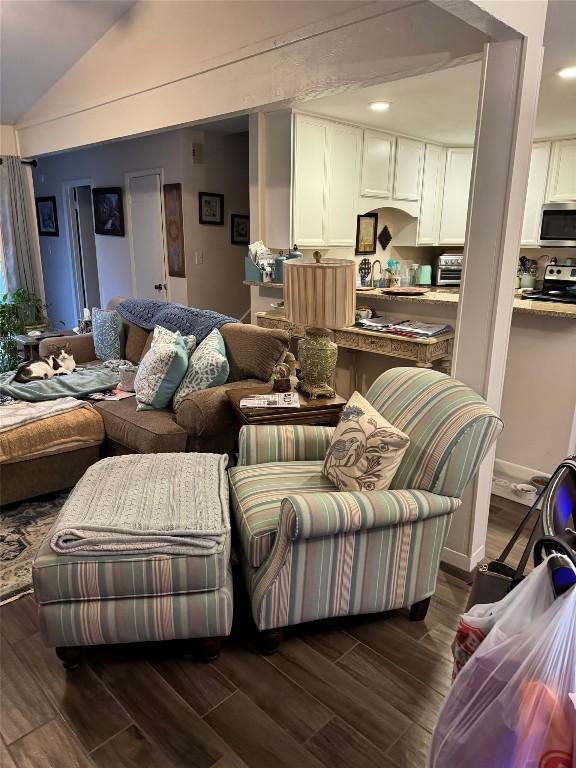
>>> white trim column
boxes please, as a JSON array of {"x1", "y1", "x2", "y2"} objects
[{"x1": 442, "y1": 5, "x2": 547, "y2": 570}]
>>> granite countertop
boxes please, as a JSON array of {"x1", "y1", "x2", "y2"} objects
[{"x1": 357, "y1": 287, "x2": 576, "y2": 319}]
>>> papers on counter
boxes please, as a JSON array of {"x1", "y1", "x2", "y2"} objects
[{"x1": 240, "y1": 392, "x2": 300, "y2": 409}]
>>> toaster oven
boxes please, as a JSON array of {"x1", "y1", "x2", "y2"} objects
[{"x1": 436, "y1": 253, "x2": 463, "y2": 286}]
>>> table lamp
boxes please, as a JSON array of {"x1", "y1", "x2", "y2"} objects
[{"x1": 284, "y1": 251, "x2": 356, "y2": 399}]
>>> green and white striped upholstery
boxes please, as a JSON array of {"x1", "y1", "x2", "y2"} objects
[
  {"x1": 38, "y1": 569, "x2": 233, "y2": 647},
  {"x1": 229, "y1": 368, "x2": 502, "y2": 632},
  {"x1": 366, "y1": 367, "x2": 503, "y2": 497},
  {"x1": 239, "y1": 424, "x2": 334, "y2": 465}
]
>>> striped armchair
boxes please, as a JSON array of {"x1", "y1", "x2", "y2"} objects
[{"x1": 228, "y1": 368, "x2": 502, "y2": 651}]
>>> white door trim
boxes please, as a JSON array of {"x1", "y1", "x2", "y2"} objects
[
  {"x1": 62, "y1": 177, "x2": 94, "y2": 320},
  {"x1": 125, "y1": 169, "x2": 169, "y2": 300}
]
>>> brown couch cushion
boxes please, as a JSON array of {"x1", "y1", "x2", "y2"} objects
[
  {"x1": 93, "y1": 398, "x2": 187, "y2": 453},
  {"x1": 220, "y1": 323, "x2": 289, "y2": 382},
  {"x1": 124, "y1": 321, "x2": 151, "y2": 364},
  {"x1": 175, "y1": 378, "x2": 262, "y2": 438}
]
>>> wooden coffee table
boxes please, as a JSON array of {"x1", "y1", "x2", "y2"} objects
[{"x1": 227, "y1": 386, "x2": 346, "y2": 433}]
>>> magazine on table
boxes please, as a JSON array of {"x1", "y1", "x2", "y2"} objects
[
  {"x1": 84, "y1": 389, "x2": 134, "y2": 402},
  {"x1": 356, "y1": 318, "x2": 452, "y2": 338},
  {"x1": 240, "y1": 392, "x2": 300, "y2": 409}
]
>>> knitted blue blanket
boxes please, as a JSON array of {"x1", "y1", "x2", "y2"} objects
[{"x1": 116, "y1": 299, "x2": 238, "y2": 343}]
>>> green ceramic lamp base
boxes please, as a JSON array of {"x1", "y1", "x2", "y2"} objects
[{"x1": 297, "y1": 327, "x2": 337, "y2": 399}]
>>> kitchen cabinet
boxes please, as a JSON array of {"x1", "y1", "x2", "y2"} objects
[
  {"x1": 439, "y1": 147, "x2": 473, "y2": 245},
  {"x1": 417, "y1": 144, "x2": 445, "y2": 245},
  {"x1": 293, "y1": 114, "x2": 328, "y2": 246},
  {"x1": 360, "y1": 130, "x2": 395, "y2": 198},
  {"x1": 521, "y1": 142, "x2": 551, "y2": 245},
  {"x1": 546, "y1": 139, "x2": 576, "y2": 202},
  {"x1": 326, "y1": 122, "x2": 362, "y2": 246},
  {"x1": 393, "y1": 137, "x2": 424, "y2": 201}
]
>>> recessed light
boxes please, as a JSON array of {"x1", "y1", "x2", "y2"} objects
[
  {"x1": 369, "y1": 101, "x2": 391, "y2": 112},
  {"x1": 558, "y1": 66, "x2": 576, "y2": 79}
]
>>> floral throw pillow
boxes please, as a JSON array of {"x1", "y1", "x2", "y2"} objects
[
  {"x1": 151, "y1": 325, "x2": 196, "y2": 355},
  {"x1": 92, "y1": 308, "x2": 123, "y2": 361},
  {"x1": 173, "y1": 328, "x2": 229, "y2": 410},
  {"x1": 134, "y1": 333, "x2": 189, "y2": 411},
  {"x1": 322, "y1": 391, "x2": 410, "y2": 492}
]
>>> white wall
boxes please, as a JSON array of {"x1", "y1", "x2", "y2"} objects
[
  {"x1": 0, "y1": 125, "x2": 18, "y2": 155},
  {"x1": 33, "y1": 128, "x2": 249, "y2": 327},
  {"x1": 16, "y1": 2, "x2": 488, "y2": 156}
]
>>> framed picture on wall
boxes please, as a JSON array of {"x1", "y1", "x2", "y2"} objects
[
  {"x1": 199, "y1": 192, "x2": 224, "y2": 225},
  {"x1": 92, "y1": 187, "x2": 125, "y2": 236},
  {"x1": 355, "y1": 212, "x2": 378, "y2": 255},
  {"x1": 230, "y1": 214, "x2": 250, "y2": 245},
  {"x1": 163, "y1": 183, "x2": 186, "y2": 278},
  {"x1": 35, "y1": 196, "x2": 59, "y2": 236}
]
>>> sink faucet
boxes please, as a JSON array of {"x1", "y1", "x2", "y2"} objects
[{"x1": 371, "y1": 260, "x2": 382, "y2": 288}]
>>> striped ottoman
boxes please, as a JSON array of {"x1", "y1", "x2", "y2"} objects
[{"x1": 32, "y1": 460, "x2": 233, "y2": 669}]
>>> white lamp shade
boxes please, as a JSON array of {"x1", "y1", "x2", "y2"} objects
[{"x1": 284, "y1": 258, "x2": 356, "y2": 329}]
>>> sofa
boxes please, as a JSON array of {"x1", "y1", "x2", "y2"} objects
[
  {"x1": 228, "y1": 367, "x2": 502, "y2": 652},
  {"x1": 2, "y1": 300, "x2": 289, "y2": 504}
]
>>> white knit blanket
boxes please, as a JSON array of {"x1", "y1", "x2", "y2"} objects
[
  {"x1": 50, "y1": 453, "x2": 230, "y2": 556},
  {"x1": 0, "y1": 396, "x2": 88, "y2": 433}
]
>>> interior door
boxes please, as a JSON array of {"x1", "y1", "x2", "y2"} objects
[
  {"x1": 127, "y1": 173, "x2": 167, "y2": 300},
  {"x1": 75, "y1": 186, "x2": 101, "y2": 309}
]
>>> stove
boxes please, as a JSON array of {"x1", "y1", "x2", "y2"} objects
[{"x1": 522, "y1": 264, "x2": 576, "y2": 304}]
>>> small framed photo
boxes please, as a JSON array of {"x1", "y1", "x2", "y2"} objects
[
  {"x1": 355, "y1": 213, "x2": 378, "y2": 255},
  {"x1": 199, "y1": 192, "x2": 224, "y2": 225},
  {"x1": 35, "y1": 196, "x2": 59, "y2": 237},
  {"x1": 92, "y1": 187, "x2": 125, "y2": 237},
  {"x1": 231, "y1": 214, "x2": 250, "y2": 245}
]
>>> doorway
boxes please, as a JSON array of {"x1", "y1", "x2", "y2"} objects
[
  {"x1": 63, "y1": 181, "x2": 101, "y2": 320},
  {"x1": 126, "y1": 170, "x2": 168, "y2": 301}
]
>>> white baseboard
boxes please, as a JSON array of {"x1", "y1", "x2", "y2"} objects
[
  {"x1": 494, "y1": 458, "x2": 547, "y2": 483},
  {"x1": 441, "y1": 542, "x2": 485, "y2": 572}
]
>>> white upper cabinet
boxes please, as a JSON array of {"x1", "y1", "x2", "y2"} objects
[
  {"x1": 546, "y1": 139, "x2": 576, "y2": 202},
  {"x1": 293, "y1": 114, "x2": 328, "y2": 246},
  {"x1": 417, "y1": 144, "x2": 445, "y2": 245},
  {"x1": 521, "y1": 142, "x2": 551, "y2": 245},
  {"x1": 325, "y1": 123, "x2": 362, "y2": 246},
  {"x1": 360, "y1": 130, "x2": 395, "y2": 198},
  {"x1": 393, "y1": 137, "x2": 424, "y2": 201},
  {"x1": 439, "y1": 147, "x2": 473, "y2": 245}
]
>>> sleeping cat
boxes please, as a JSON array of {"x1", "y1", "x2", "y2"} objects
[{"x1": 14, "y1": 345, "x2": 76, "y2": 383}]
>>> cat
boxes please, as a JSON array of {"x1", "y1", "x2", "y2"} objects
[{"x1": 14, "y1": 345, "x2": 77, "y2": 383}]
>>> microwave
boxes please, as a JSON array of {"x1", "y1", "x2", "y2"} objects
[{"x1": 539, "y1": 202, "x2": 576, "y2": 247}]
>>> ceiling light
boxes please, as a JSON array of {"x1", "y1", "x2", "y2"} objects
[
  {"x1": 558, "y1": 67, "x2": 576, "y2": 80},
  {"x1": 369, "y1": 101, "x2": 391, "y2": 112}
]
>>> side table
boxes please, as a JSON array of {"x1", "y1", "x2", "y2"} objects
[
  {"x1": 227, "y1": 386, "x2": 345, "y2": 447},
  {"x1": 15, "y1": 329, "x2": 76, "y2": 362}
]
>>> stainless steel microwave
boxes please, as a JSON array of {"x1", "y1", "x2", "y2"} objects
[{"x1": 539, "y1": 202, "x2": 576, "y2": 247}]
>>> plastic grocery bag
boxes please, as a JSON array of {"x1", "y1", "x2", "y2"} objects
[
  {"x1": 452, "y1": 557, "x2": 556, "y2": 678},
  {"x1": 428, "y1": 558, "x2": 576, "y2": 768}
]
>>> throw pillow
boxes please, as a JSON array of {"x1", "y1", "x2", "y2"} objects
[
  {"x1": 322, "y1": 391, "x2": 410, "y2": 492},
  {"x1": 173, "y1": 328, "x2": 229, "y2": 410},
  {"x1": 151, "y1": 325, "x2": 196, "y2": 355},
  {"x1": 134, "y1": 333, "x2": 189, "y2": 411},
  {"x1": 92, "y1": 308, "x2": 123, "y2": 361}
]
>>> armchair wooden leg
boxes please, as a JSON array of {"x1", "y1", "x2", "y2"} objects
[
  {"x1": 193, "y1": 636, "x2": 223, "y2": 662},
  {"x1": 409, "y1": 597, "x2": 432, "y2": 622},
  {"x1": 55, "y1": 646, "x2": 83, "y2": 670},
  {"x1": 259, "y1": 629, "x2": 284, "y2": 655}
]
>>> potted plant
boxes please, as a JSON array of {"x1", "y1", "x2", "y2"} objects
[{"x1": 0, "y1": 289, "x2": 51, "y2": 373}]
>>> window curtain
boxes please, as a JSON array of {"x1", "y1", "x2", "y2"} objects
[{"x1": 0, "y1": 155, "x2": 39, "y2": 295}]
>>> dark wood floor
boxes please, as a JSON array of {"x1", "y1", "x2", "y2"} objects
[{"x1": 0, "y1": 497, "x2": 529, "y2": 768}]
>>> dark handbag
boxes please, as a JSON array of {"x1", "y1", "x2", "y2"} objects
[{"x1": 466, "y1": 498, "x2": 543, "y2": 610}]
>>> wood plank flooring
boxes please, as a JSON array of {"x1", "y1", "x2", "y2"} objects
[{"x1": 0, "y1": 498, "x2": 528, "y2": 768}]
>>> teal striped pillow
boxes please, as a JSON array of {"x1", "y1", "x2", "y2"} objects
[{"x1": 134, "y1": 334, "x2": 189, "y2": 411}]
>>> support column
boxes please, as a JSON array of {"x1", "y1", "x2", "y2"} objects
[{"x1": 442, "y1": 5, "x2": 547, "y2": 570}]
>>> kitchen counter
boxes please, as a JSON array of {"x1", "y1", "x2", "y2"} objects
[
  {"x1": 249, "y1": 282, "x2": 576, "y2": 319},
  {"x1": 358, "y1": 287, "x2": 576, "y2": 319}
]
